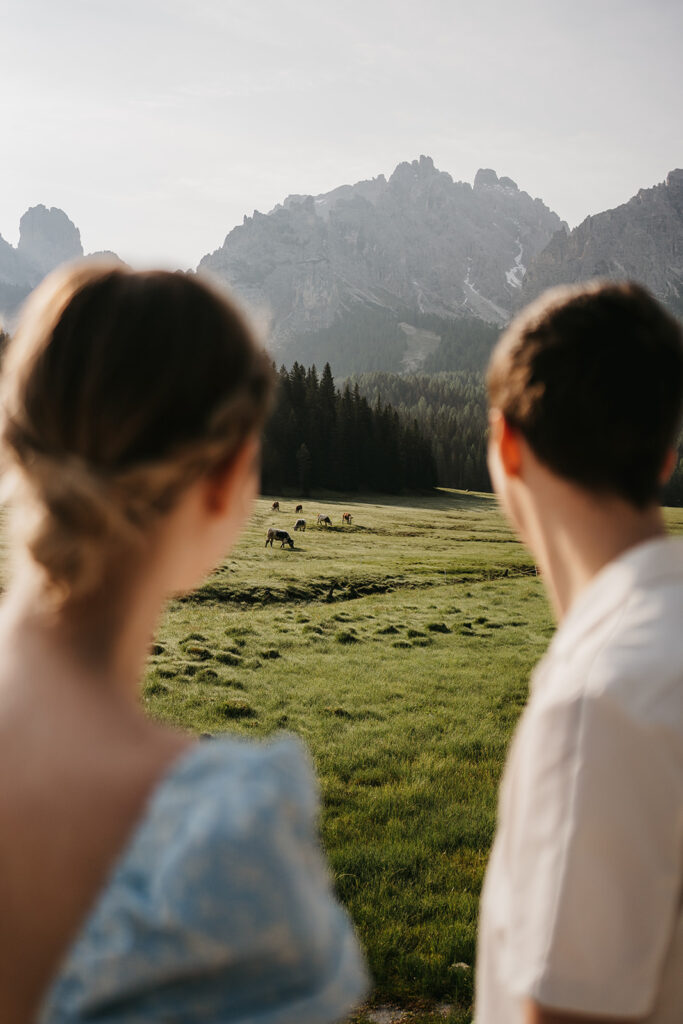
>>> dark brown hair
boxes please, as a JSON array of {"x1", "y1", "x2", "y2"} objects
[
  {"x1": 487, "y1": 281, "x2": 683, "y2": 506},
  {"x1": 0, "y1": 262, "x2": 274, "y2": 600}
]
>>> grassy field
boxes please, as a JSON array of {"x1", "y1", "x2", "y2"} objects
[
  {"x1": 141, "y1": 492, "x2": 683, "y2": 1021},
  {"x1": 142, "y1": 489, "x2": 539, "y2": 1022},
  {"x1": 7, "y1": 490, "x2": 681, "y2": 1023}
]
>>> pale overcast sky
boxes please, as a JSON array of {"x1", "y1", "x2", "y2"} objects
[{"x1": 1, "y1": 0, "x2": 680, "y2": 268}]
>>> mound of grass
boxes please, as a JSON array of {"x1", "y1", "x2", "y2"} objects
[
  {"x1": 182, "y1": 644, "x2": 213, "y2": 660},
  {"x1": 194, "y1": 668, "x2": 219, "y2": 685},
  {"x1": 325, "y1": 706, "x2": 353, "y2": 719},
  {"x1": 427, "y1": 622, "x2": 451, "y2": 634},
  {"x1": 260, "y1": 648, "x2": 281, "y2": 660},
  {"x1": 215, "y1": 651, "x2": 242, "y2": 666},
  {"x1": 336, "y1": 630, "x2": 360, "y2": 645},
  {"x1": 218, "y1": 700, "x2": 257, "y2": 720},
  {"x1": 376, "y1": 624, "x2": 400, "y2": 635},
  {"x1": 213, "y1": 676, "x2": 245, "y2": 690},
  {"x1": 144, "y1": 679, "x2": 169, "y2": 697}
]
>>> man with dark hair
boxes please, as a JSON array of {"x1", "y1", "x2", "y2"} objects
[{"x1": 476, "y1": 281, "x2": 683, "y2": 1024}]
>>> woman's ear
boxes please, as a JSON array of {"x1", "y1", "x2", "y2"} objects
[
  {"x1": 659, "y1": 447, "x2": 677, "y2": 485},
  {"x1": 203, "y1": 434, "x2": 261, "y2": 517}
]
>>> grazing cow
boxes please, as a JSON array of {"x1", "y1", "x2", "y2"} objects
[
  {"x1": 342, "y1": 512, "x2": 353, "y2": 524},
  {"x1": 265, "y1": 527, "x2": 294, "y2": 549},
  {"x1": 294, "y1": 518, "x2": 306, "y2": 532},
  {"x1": 317, "y1": 514, "x2": 332, "y2": 528},
  {"x1": 295, "y1": 504, "x2": 303, "y2": 513},
  {"x1": 271, "y1": 501, "x2": 280, "y2": 512}
]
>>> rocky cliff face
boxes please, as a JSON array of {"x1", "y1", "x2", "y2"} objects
[
  {"x1": 17, "y1": 204, "x2": 83, "y2": 276},
  {"x1": 198, "y1": 156, "x2": 566, "y2": 350},
  {"x1": 521, "y1": 170, "x2": 683, "y2": 315},
  {"x1": 0, "y1": 206, "x2": 122, "y2": 327}
]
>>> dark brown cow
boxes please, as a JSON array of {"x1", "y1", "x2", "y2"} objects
[
  {"x1": 271, "y1": 501, "x2": 280, "y2": 512},
  {"x1": 295, "y1": 504, "x2": 303, "y2": 513},
  {"x1": 265, "y1": 527, "x2": 293, "y2": 549}
]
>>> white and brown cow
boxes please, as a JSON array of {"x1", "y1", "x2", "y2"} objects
[{"x1": 265, "y1": 527, "x2": 294, "y2": 549}]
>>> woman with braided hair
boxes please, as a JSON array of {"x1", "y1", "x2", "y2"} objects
[{"x1": 0, "y1": 264, "x2": 367, "y2": 1023}]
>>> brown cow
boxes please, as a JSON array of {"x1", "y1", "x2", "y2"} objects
[
  {"x1": 271, "y1": 501, "x2": 280, "y2": 512},
  {"x1": 265, "y1": 527, "x2": 293, "y2": 549},
  {"x1": 342, "y1": 512, "x2": 353, "y2": 525}
]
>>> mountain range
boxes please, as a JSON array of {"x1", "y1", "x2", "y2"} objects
[{"x1": 1, "y1": 160, "x2": 681, "y2": 375}]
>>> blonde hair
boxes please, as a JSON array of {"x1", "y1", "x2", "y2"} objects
[{"x1": 0, "y1": 262, "x2": 273, "y2": 603}]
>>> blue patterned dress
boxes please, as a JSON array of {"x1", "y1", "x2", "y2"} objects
[{"x1": 39, "y1": 736, "x2": 368, "y2": 1023}]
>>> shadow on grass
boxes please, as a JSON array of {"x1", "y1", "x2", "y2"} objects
[{"x1": 261, "y1": 489, "x2": 497, "y2": 514}]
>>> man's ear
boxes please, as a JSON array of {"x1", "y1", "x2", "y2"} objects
[
  {"x1": 490, "y1": 410, "x2": 523, "y2": 477},
  {"x1": 659, "y1": 447, "x2": 677, "y2": 485},
  {"x1": 203, "y1": 435, "x2": 260, "y2": 516}
]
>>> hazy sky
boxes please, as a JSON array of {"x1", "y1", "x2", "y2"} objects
[{"x1": 1, "y1": 0, "x2": 681, "y2": 268}]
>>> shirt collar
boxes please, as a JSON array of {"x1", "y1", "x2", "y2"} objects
[{"x1": 547, "y1": 535, "x2": 683, "y2": 663}]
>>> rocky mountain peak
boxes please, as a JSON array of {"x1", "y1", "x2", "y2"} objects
[
  {"x1": 473, "y1": 168, "x2": 499, "y2": 188},
  {"x1": 17, "y1": 204, "x2": 83, "y2": 276},
  {"x1": 520, "y1": 169, "x2": 683, "y2": 315},
  {"x1": 199, "y1": 156, "x2": 566, "y2": 353}
]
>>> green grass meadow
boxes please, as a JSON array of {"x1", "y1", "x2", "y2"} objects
[
  {"x1": 141, "y1": 492, "x2": 683, "y2": 1021},
  {"x1": 143, "y1": 490, "x2": 548, "y2": 1022},
  {"x1": 7, "y1": 490, "x2": 682, "y2": 1023}
]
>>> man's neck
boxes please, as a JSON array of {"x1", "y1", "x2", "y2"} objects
[{"x1": 528, "y1": 484, "x2": 667, "y2": 621}]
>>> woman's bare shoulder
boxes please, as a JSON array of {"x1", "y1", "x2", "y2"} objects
[{"x1": 0, "y1": 679, "x2": 193, "y2": 1023}]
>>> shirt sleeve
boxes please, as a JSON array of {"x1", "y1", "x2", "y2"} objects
[
  {"x1": 42, "y1": 738, "x2": 368, "y2": 1024},
  {"x1": 498, "y1": 690, "x2": 682, "y2": 1018}
]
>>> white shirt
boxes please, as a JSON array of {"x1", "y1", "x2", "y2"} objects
[{"x1": 476, "y1": 536, "x2": 683, "y2": 1022}]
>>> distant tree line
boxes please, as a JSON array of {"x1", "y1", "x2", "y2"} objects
[
  {"x1": 350, "y1": 370, "x2": 683, "y2": 506},
  {"x1": 350, "y1": 371, "x2": 490, "y2": 492},
  {"x1": 261, "y1": 362, "x2": 437, "y2": 495}
]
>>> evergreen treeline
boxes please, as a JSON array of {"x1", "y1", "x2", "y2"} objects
[
  {"x1": 350, "y1": 371, "x2": 490, "y2": 491},
  {"x1": 351, "y1": 370, "x2": 683, "y2": 506},
  {"x1": 261, "y1": 362, "x2": 437, "y2": 495},
  {"x1": 418, "y1": 314, "x2": 500, "y2": 373}
]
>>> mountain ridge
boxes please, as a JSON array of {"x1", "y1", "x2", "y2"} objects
[
  {"x1": 2, "y1": 161, "x2": 681, "y2": 376},
  {"x1": 520, "y1": 168, "x2": 683, "y2": 315},
  {"x1": 198, "y1": 155, "x2": 566, "y2": 354}
]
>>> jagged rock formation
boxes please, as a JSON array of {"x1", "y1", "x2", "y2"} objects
[
  {"x1": 198, "y1": 156, "x2": 566, "y2": 356},
  {"x1": 0, "y1": 206, "x2": 122, "y2": 327},
  {"x1": 17, "y1": 205, "x2": 83, "y2": 276},
  {"x1": 521, "y1": 169, "x2": 683, "y2": 315}
]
